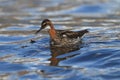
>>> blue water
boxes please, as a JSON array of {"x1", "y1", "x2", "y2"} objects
[{"x1": 0, "y1": 0, "x2": 120, "y2": 80}]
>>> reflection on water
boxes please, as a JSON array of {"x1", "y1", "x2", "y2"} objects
[
  {"x1": 0, "y1": 0, "x2": 120, "y2": 80},
  {"x1": 49, "y1": 45, "x2": 80, "y2": 66}
]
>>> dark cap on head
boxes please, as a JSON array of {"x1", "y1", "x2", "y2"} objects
[{"x1": 42, "y1": 19, "x2": 51, "y2": 23}]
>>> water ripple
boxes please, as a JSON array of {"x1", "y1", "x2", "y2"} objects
[{"x1": 0, "y1": 0, "x2": 120, "y2": 80}]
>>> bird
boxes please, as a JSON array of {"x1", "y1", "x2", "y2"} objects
[{"x1": 35, "y1": 19, "x2": 88, "y2": 47}]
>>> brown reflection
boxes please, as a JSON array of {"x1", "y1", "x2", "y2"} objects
[{"x1": 49, "y1": 45, "x2": 80, "y2": 66}]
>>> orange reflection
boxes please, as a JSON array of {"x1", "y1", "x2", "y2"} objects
[{"x1": 49, "y1": 45, "x2": 80, "y2": 66}]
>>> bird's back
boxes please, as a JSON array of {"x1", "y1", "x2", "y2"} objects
[
  {"x1": 50, "y1": 29, "x2": 88, "y2": 47},
  {"x1": 56, "y1": 29, "x2": 88, "y2": 38}
]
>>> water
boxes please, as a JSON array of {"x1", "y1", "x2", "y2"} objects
[{"x1": 0, "y1": 0, "x2": 120, "y2": 80}]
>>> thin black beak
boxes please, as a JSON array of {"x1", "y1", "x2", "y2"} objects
[{"x1": 35, "y1": 28, "x2": 42, "y2": 34}]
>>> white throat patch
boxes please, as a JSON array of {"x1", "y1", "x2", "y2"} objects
[{"x1": 46, "y1": 25, "x2": 51, "y2": 29}]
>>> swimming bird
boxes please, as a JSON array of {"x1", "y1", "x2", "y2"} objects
[{"x1": 36, "y1": 19, "x2": 88, "y2": 47}]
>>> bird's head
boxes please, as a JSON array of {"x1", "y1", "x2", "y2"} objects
[{"x1": 36, "y1": 19, "x2": 52, "y2": 34}]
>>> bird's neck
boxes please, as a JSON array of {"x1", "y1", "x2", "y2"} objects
[{"x1": 49, "y1": 24, "x2": 57, "y2": 39}]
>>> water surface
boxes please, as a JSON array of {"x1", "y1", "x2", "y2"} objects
[{"x1": 0, "y1": 0, "x2": 120, "y2": 80}]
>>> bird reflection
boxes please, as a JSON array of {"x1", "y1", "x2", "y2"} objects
[{"x1": 49, "y1": 45, "x2": 81, "y2": 66}]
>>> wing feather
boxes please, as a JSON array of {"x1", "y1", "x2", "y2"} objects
[{"x1": 56, "y1": 29, "x2": 88, "y2": 38}]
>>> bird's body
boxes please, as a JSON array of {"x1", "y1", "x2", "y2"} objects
[
  {"x1": 36, "y1": 19, "x2": 88, "y2": 47},
  {"x1": 49, "y1": 29, "x2": 88, "y2": 47}
]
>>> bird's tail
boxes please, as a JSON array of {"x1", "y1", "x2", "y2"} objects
[{"x1": 78, "y1": 29, "x2": 89, "y2": 37}]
